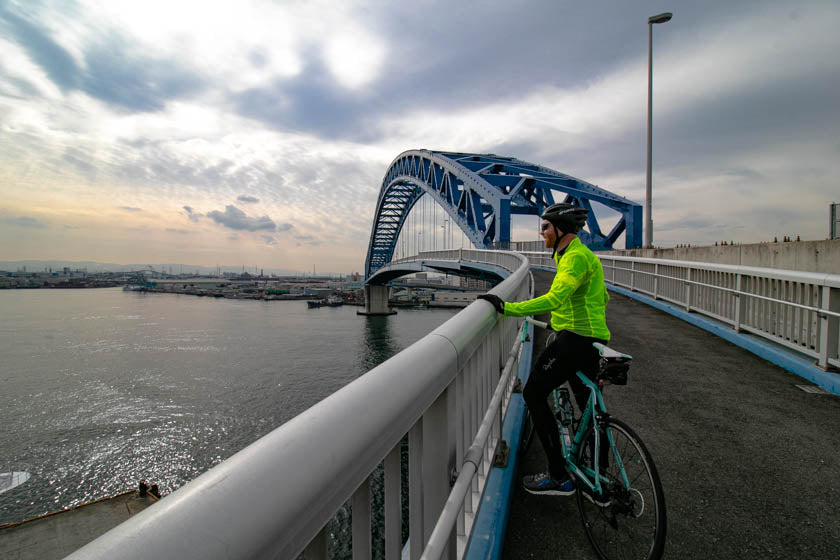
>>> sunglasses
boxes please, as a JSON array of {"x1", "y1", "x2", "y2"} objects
[{"x1": 540, "y1": 223, "x2": 552, "y2": 232}]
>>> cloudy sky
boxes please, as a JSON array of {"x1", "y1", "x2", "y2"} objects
[{"x1": 1, "y1": 0, "x2": 838, "y2": 274}]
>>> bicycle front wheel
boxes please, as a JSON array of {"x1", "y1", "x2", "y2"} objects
[{"x1": 575, "y1": 417, "x2": 667, "y2": 560}]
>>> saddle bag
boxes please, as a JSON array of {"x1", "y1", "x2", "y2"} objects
[{"x1": 598, "y1": 357, "x2": 630, "y2": 386}]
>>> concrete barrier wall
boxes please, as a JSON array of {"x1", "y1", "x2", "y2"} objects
[{"x1": 600, "y1": 239, "x2": 840, "y2": 274}]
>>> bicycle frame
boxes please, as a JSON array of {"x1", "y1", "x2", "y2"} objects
[
  {"x1": 521, "y1": 317, "x2": 632, "y2": 496},
  {"x1": 554, "y1": 372, "x2": 632, "y2": 496}
]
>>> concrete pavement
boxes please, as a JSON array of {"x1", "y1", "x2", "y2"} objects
[{"x1": 503, "y1": 270, "x2": 840, "y2": 559}]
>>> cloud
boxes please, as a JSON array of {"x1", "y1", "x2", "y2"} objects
[
  {"x1": 206, "y1": 205, "x2": 276, "y2": 232},
  {"x1": 62, "y1": 147, "x2": 97, "y2": 180},
  {"x1": 261, "y1": 235, "x2": 276, "y2": 245},
  {"x1": 1, "y1": 0, "x2": 838, "y2": 270},
  {"x1": 0, "y1": 3, "x2": 205, "y2": 111},
  {"x1": 1, "y1": 215, "x2": 47, "y2": 228},
  {"x1": 80, "y1": 37, "x2": 205, "y2": 112},
  {"x1": 0, "y1": 4, "x2": 81, "y2": 91},
  {"x1": 321, "y1": 24, "x2": 386, "y2": 90},
  {"x1": 165, "y1": 228, "x2": 193, "y2": 234},
  {"x1": 295, "y1": 234, "x2": 321, "y2": 246},
  {"x1": 657, "y1": 218, "x2": 723, "y2": 233},
  {"x1": 183, "y1": 205, "x2": 199, "y2": 222}
]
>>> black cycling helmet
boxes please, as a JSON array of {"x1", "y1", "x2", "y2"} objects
[
  {"x1": 541, "y1": 203, "x2": 588, "y2": 234},
  {"x1": 541, "y1": 203, "x2": 588, "y2": 256}
]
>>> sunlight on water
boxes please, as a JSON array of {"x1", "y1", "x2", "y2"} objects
[{"x1": 0, "y1": 288, "x2": 457, "y2": 524}]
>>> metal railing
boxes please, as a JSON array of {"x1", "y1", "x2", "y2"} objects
[
  {"x1": 523, "y1": 252, "x2": 840, "y2": 370},
  {"x1": 67, "y1": 250, "x2": 533, "y2": 560}
]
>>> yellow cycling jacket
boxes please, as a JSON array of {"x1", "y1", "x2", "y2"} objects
[{"x1": 503, "y1": 237, "x2": 610, "y2": 341}]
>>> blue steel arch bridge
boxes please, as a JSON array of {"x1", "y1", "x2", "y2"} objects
[{"x1": 364, "y1": 150, "x2": 643, "y2": 280}]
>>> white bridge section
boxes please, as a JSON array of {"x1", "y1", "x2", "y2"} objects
[
  {"x1": 525, "y1": 251, "x2": 840, "y2": 370},
  {"x1": 67, "y1": 250, "x2": 533, "y2": 560},
  {"x1": 369, "y1": 249, "x2": 511, "y2": 285}
]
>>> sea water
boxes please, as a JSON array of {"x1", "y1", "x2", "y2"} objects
[{"x1": 0, "y1": 288, "x2": 457, "y2": 527}]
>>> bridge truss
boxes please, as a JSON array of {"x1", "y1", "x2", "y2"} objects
[{"x1": 364, "y1": 150, "x2": 642, "y2": 278}]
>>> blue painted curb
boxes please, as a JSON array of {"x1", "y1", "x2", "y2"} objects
[
  {"x1": 607, "y1": 284, "x2": 840, "y2": 396},
  {"x1": 464, "y1": 324, "x2": 534, "y2": 560}
]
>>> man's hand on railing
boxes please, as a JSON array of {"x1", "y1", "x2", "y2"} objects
[{"x1": 476, "y1": 293, "x2": 505, "y2": 314}]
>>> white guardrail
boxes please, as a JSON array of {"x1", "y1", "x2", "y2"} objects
[
  {"x1": 525, "y1": 252, "x2": 840, "y2": 370},
  {"x1": 67, "y1": 250, "x2": 533, "y2": 560}
]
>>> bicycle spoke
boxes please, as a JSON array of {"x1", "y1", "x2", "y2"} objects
[{"x1": 575, "y1": 418, "x2": 666, "y2": 560}]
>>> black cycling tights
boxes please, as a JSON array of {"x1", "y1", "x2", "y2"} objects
[{"x1": 522, "y1": 329, "x2": 605, "y2": 480}]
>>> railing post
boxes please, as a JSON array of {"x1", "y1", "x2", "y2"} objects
[
  {"x1": 409, "y1": 421, "x2": 424, "y2": 560},
  {"x1": 352, "y1": 477, "x2": 371, "y2": 560},
  {"x1": 818, "y1": 285, "x2": 840, "y2": 369},
  {"x1": 384, "y1": 445, "x2": 402, "y2": 560},
  {"x1": 496, "y1": 325, "x2": 506, "y2": 439},
  {"x1": 685, "y1": 267, "x2": 693, "y2": 312},
  {"x1": 734, "y1": 274, "x2": 746, "y2": 333},
  {"x1": 653, "y1": 263, "x2": 659, "y2": 300},
  {"x1": 422, "y1": 389, "x2": 455, "y2": 560},
  {"x1": 630, "y1": 261, "x2": 636, "y2": 291}
]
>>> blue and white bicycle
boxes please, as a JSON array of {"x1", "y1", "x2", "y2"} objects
[{"x1": 523, "y1": 317, "x2": 667, "y2": 560}]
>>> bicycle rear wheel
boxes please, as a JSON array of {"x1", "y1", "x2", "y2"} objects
[{"x1": 575, "y1": 417, "x2": 666, "y2": 560}]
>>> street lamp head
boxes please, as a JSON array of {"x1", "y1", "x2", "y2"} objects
[{"x1": 648, "y1": 12, "x2": 673, "y2": 24}]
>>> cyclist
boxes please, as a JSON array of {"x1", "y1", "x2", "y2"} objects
[{"x1": 478, "y1": 203, "x2": 610, "y2": 496}]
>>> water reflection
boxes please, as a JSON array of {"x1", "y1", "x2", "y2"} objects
[{"x1": 358, "y1": 315, "x2": 398, "y2": 373}]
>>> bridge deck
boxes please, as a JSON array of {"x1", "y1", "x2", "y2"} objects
[{"x1": 503, "y1": 270, "x2": 840, "y2": 559}]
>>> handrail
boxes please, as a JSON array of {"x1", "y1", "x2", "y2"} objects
[
  {"x1": 420, "y1": 320, "x2": 525, "y2": 560},
  {"x1": 600, "y1": 254, "x2": 840, "y2": 288},
  {"x1": 66, "y1": 250, "x2": 533, "y2": 560},
  {"x1": 522, "y1": 252, "x2": 840, "y2": 371}
]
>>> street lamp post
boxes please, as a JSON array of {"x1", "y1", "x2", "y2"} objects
[{"x1": 645, "y1": 11, "x2": 672, "y2": 249}]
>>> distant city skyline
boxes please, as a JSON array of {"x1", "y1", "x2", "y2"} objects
[
  {"x1": 0, "y1": 259, "x2": 352, "y2": 277},
  {"x1": 2, "y1": 1, "x2": 839, "y2": 273}
]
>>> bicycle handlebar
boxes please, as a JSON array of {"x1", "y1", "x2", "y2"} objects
[{"x1": 524, "y1": 317, "x2": 549, "y2": 330}]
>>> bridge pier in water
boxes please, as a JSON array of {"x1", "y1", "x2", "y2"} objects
[{"x1": 358, "y1": 284, "x2": 397, "y2": 316}]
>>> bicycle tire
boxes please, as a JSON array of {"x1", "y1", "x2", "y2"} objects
[{"x1": 574, "y1": 417, "x2": 667, "y2": 560}]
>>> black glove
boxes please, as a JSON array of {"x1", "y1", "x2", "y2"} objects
[{"x1": 476, "y1": 293, "x2": 505, "y2": 314}]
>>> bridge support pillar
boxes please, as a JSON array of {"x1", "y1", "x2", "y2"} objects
[{"x1": 357, "y1": 284, "x2": 397, "y2": 316}]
